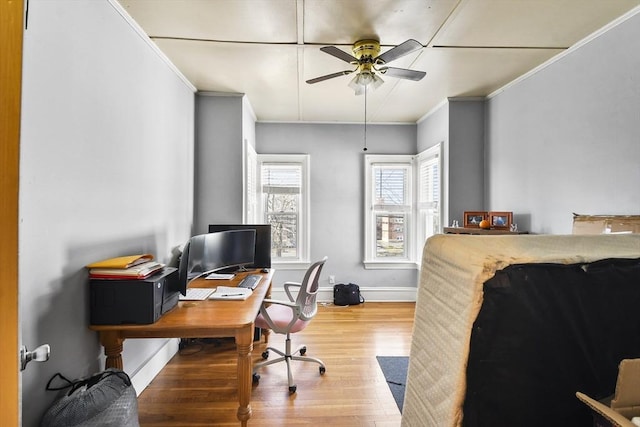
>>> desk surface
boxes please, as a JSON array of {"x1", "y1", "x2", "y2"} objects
[
  {"x1": 89, "y1": 268, "x2": 274, "y2": 426},
  {"x1": 90, "y1": 269, "x2": 273, "y2": 338}
]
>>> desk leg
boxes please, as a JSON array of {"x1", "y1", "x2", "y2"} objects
[
  {"x1": 236, "y1": 326, "x2": 254, "y2": 426},
  {"x1": 99, "y1": 331, "x2": 124, "y2": 370},
  {"x1": 263, "y1": 283, "x2": 272, "y2": 343}
]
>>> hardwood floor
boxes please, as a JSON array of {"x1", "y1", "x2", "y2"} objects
[{"x1": 137, "y1": 302, "x2": 415, "y2": 426}]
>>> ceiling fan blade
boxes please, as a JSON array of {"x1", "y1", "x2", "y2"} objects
[
  {"x1": 320, "y1": 45, "x2": 357, "y2": 63},
  {"x1": 378, "y1": 66, "x2": 426, "y2": 81},
  {"x1": 375, "y1": 39, "x2": 423, "y2": 64},
  {"x1": 306, "y1": 70, "x2": 355, "y2": 84}
]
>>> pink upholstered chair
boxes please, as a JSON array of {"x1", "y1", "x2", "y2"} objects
[{"x1": 252, "y1": 257, "x2": 327, "y2": 393}]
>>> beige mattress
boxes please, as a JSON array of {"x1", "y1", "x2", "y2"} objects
[{"x1": 401, "y1": 234, "x2": 640, "y2": 427}]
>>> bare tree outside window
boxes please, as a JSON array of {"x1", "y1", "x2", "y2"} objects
[
  {"x1": 261, "y1": 162, "x2": 303, "y2": 260},
  {"x1": 266, "y1": 199, "x2": 298, "y2": 258}
]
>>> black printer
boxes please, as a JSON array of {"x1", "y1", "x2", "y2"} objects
[{"x1": 90, "y1": 267, "x2": 179, "y2": 325}]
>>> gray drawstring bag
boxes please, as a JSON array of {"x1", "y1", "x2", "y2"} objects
[{"x1": 41, "y1": 368, "x2": 139, "y2": 427}]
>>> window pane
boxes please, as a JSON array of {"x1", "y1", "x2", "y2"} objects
[
  {"x1": 261, "y1": 162, "x2": 303, "y2": 261},
  {"x1": 419, "y1": 159, "x2": 439, "y2": 205},
  {"x1": 376, "y1": 213, "x2": 406, "y2": 258},
  {"x1": 416, "y1": 146, "x2": 442, "y2": 251},
  {"x1": 262, "y1": 164, "x2": 301, "y2": 191},
  {"x1": 268, "y1": 213, "x2": 298, "y2": 258},
  {"x1": 265, "y1": 192, "x2": 298, "y2": 213},
  {"x1": 420, "y1": 210, "x2": 440, "y2": 240},
  {"x1": 374, "y1": 166, "x2": 407, "y2": 206}
]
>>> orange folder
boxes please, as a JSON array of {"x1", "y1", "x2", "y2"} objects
[{"x1": 86, "y1": 254, "x2": 154, "y2": 270}]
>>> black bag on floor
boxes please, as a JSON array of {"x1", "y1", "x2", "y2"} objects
[
  {"x1": 42, "y1": 368, "x2": 139, "y2": 427},
  {"x1": 333, "y1": 283, "x2": 365, "y2": 306}
]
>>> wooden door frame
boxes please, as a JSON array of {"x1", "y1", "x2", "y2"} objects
[{"x1": 1, "y1": 0, "x2": 23, "y2": 424}]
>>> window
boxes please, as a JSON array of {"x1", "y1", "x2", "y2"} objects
[
  {"x1": 256, "y1": 154, "x2": 310, "y2": 265},
  {"x1": 364, "y1": 147, "x2": 442, "y2": 269},
  {"x1": 416, "y1": 144, "x2": 442, "y2": 262},
  {"x1": 364, "y1": 155, "x2": 414, "y2": 268},
  {"x1": 243, "y1": 140, "x2": 257, "y2": 223}
]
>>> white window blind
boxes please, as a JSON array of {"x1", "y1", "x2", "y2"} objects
[
  {"x1": 244, "y1": 141, "x2": 257, "y2": 223},
  {"x1": 416, "y1": 144, "x2": 442, "y2": 261}
]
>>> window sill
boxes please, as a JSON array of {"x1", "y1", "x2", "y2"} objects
[{"x1": 363, "y1": 261, "x2": 419, "y2": 270}]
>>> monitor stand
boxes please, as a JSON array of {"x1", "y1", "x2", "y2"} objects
[{"x1": 216, "y1": 265, "x2": 249, "y2": 274}]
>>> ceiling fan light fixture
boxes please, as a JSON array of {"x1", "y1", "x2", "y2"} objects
[{"x1": 348, "y1": 71, "x2": 384, "y2": 95}]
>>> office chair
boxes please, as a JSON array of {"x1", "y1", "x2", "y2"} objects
[{"x1": 252, "y1": 257, "x2": 327, "y2": 394}]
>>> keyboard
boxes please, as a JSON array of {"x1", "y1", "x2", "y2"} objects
[
  {"x1": 179, "y1": 288, "x2": 216, "y2": 301},
  {"x1": 237, "y1": 274, "x2": 262, "y2": 290}
]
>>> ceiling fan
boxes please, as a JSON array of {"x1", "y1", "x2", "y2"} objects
[{"x1": 306, "y1": 39, "x2": 426, "y2": 95}]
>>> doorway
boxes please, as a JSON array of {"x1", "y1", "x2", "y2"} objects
[{"x1": 1, "y1": 0, "x2": 24, "y2": 425}]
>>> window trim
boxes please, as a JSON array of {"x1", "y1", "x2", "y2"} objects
[
  {"x1": 256, "y1": 154, "x2": 310, "y2": 267},
  {"x1": 363, "y1": 154, "x2": 417, "y2": 269}
]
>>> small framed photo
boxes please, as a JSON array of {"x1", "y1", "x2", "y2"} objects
[
  {"x1": 463, "y1": 211, "x2": 488, "y2": 228},
  {"x1": 489, "y1": 211, "x2": 513, "y2": 230}
]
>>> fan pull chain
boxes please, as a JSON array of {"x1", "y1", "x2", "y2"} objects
[{"x1": 363, "y1": 85, "x2": 368, "y2": 152}]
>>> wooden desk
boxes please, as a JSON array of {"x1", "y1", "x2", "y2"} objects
[{"x1": 89, "y1": 269, "x2": 274, "y2": 426}]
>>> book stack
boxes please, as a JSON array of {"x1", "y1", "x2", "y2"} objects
[{"x1": 87, "y1": 254, "x2": 164, "y2": 280}]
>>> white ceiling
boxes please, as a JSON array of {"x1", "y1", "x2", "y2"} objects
[{"x1": 117, "y1": 0, "x2": 640, "y2": 123}]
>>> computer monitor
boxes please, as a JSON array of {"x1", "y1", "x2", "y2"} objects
[
  {"x1": 177, "y1": 229, "x2": 256, "y2": 295},
  {"x1": 208, "y1": 224, "x2": 271, "y2": 269}
]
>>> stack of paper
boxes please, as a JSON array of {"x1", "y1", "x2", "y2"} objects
[
  {"x1": 208, "y1": 286, "x2": 252, "y2": 300},
  {"x1": 87, "y1": 254, "x2": 164, "y2": 279}
]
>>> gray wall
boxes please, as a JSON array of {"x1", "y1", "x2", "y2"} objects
[
  {"x1": 20, "y1": 2, "x2": 194, "y2": 425},
  {"x1": 449, "y1": 100, "x2": 485, "y2": 224},
  {"x1": 485, "y1": 11, "x2": 640, "y2": 234},
  {"x1": 417, "y1": 99, "x2": 485, "y2": 227},
  {"x1": 256, "y1": 122, "x2": 420, "y2": 288},
  {"x1": 194, "y1": 94, "x2": 246, "y2": 234}
]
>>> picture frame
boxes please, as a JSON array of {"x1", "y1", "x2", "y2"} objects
[
  {"x1": 463, "y1": 211, "x2": 488, "y2": 228},
  {"x1": 489, "y1": 211, "x2": 513, "y2": 230}
]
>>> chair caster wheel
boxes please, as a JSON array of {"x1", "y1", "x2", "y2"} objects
[
  {"x1": 261, "y1": 350, "x2": 269, "y2": 359},
  {"x1": 319, "y1": 366, "x2": 326, "y2": 375},
  {"x1": 253, "y1": 373, "x2": 260, "y2": 384},
  {"x1": 299, "y1": 346, "x2": 307, "y2": 356},
  {"x1": 289, "y1": 385, "x2": 297, "y2": 394}
]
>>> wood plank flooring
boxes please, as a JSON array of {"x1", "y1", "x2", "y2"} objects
[{"x1": 137, "y1": 302, "x2": 415, "y2": 426}]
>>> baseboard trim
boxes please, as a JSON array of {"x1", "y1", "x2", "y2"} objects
[
  {"x1": 130, "y1": 338, "x2": 180, "y2": 396},
  {"x1": 130, "y1": 287, "x2": 416, "y2": 395},
  {"x1": 271, "y1": 286, "x2": 418, "y2": 303}
]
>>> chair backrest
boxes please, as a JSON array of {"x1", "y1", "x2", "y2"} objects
[{"x1": 296, "y1": 257, "x2": 327, "y2": 321}]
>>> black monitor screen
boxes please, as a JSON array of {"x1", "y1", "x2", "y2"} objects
[
  {"x1": 177, "y1": 229, "x2": 256, "y2": 295},
  {"x1": 208, "y1": 224, "x2": 271, "y2": 269}
]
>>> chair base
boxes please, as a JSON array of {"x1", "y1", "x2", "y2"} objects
[{"x1": 253, "y1": 334, "x2": 325, "y2": 394}]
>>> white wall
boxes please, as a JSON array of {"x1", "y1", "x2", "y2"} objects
[
  {"x1": 485, "y1": 10, "x2": 640, "y2": 234},
  {"x1": 256, "y1": 122, "x2": 420, "y2": 290},
  {"x1": 20, "y1": 1, "x2": 195, "y2": 425}
]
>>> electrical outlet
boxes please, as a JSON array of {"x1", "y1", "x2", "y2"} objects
[{"x1": 329, "y1": 275, "x2": 336, "y2": 285}]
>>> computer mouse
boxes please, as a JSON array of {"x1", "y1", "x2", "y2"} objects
[{"x1": 261, "y1": 268, "x2": 269, "y2": 273}]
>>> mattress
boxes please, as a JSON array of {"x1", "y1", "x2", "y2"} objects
[{"x1": 401, "y1": 234, "x2": 640, "y2": 427}]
